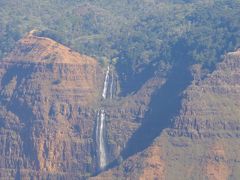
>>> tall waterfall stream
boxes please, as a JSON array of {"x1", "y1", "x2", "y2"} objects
[{"x1": 96, "y1": 65, "x2": 114, "y2": 170}]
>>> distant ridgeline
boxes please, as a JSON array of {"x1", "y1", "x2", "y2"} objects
[
  {"x1": 0, "y1": 1, "x2": 240, "y2": 67},
  {"x1": 1, "y1": 0, "x2": 240, "y2": 96},
  {"x1": 0, "y1": 0, "x2": 240, "y2": 179},
  {"x1": 32, "y1": 29, "x2": 67, "y2": 45}
]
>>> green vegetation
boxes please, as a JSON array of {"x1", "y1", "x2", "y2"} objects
[{"x1": 0, "y1": 0, "x2": 240, "y2": 83}]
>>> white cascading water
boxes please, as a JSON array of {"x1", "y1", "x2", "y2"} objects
[
  {"x1": 110, "y1": 71, "x2": 114, "y2": 99},
  {"x1": 102, "y1": 65, "x2": 110, "y2": 99},
  {"x1": 96, "y1": 65, "x2": 111, "y2": 169},
  {"x1": 99, "y1": 109, "x2": 107, "y2": 168}
]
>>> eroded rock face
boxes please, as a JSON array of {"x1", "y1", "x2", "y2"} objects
[
  {"x1": 92, "y1": 141, "x2": 166, "y2": 180},
  {"x1": 163, "y1": 50, "x2": 240, "y2": 179},
  {"x1": 4, "y1": 33, "x2": 240, "y2": 180},
  {"x1": 94, "y1": 50, "x2": 240, "y2": 179},
  {"x1": 0, "y1": 34, "x2": 103, "y2": 179},
  {"x1": 0, "y1": 34, "x2": 166, "y2": 179}
]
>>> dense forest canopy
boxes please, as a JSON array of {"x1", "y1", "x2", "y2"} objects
[{"x1": 0, "y1": 0, "x2": 240, "y2": 92}]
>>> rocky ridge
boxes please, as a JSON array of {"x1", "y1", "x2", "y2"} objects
[
  {"x1": 94, "y1": 49, "x2": 240, "y2": 179},
  {"x1": 0, "y1": 33, "x2": 104, "y2": 179},
  {"x1": 0, "y1": 33, "x2": 166, "y2": 179},
  {"x1": 1, "y1": 32, "x2": 239, "y2": 179}
]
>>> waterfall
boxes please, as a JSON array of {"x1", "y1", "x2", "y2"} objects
[
  {"x1": 110, "y1": 71, "x2": 114, "y2": 99},
  {"x1": 102, "y1": 66, "x2": 110, "y2": 99},
  {"x1": 99, "y1": 109, "x2": 107, "y2": 168},
  {"x1": 96, "y1": 65, "x2": 113, "y2": 170},
  {"x1": 96, "y1": 109, "x2": 107, "y2": 169}
]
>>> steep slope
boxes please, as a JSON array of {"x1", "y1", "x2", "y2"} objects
[
  {"x1": 0, "y1": 33, "x2": 103, "y2": 179},
  {"x1": 3, "y1": 30, "x2": 96, "y2": 65},
  {"x1": 0, "y1": 33, "x2": 168, "y2": 179},
  {"x1": 94, "y1": 49, "x2": 240, "y2": 179}
]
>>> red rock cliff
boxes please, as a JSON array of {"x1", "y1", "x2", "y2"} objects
[{"x1": 0, "y1": 34, "x2": 103, "y2": 179}]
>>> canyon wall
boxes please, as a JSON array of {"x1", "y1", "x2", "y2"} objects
[
  {"x1": 0, "y1": 33, "x2": 166, "y2": 179},
  {"x1": 1, "y1": 33, "x2": 240, "y2": 179},
  {"x1": 94, "y1": 50, "x2": 240, "y2": 179}
]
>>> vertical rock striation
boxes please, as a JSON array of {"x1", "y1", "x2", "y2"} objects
[
  {"x1": 0, "y1": 34, "x2": 103, "y2": 179},
  {"x1": 94, "y1": 49, "x2": 240, "y2": 179},
  {"x1": 0, "y1": 33, "x2": 163, "y2": 179}
]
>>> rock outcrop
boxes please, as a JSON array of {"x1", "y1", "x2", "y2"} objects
[
  {"x1": 94, "y1": 49, "x2": 240, "y2": 179},
  {"x1": 0, "y1": 33, "x2": 103, "y2": 179},
  {"x1": 2, "y1": 32, "x2": 239, "y2": 180},
  {"x1": 0, "y1": 33, "x2": 166, "y2": 179}
]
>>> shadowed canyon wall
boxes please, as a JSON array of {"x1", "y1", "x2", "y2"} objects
[{"x1": 1, "y1": 34, "x2": 240, "y2": 179}]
